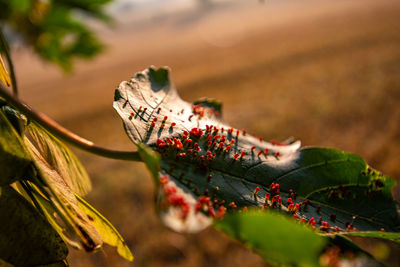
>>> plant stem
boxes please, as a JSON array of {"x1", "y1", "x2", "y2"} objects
[
  {"x1": 0, "y1": 82, "x2": 142, "y2": 161},
  {"x1": 0, "y1": 28, "x2": 18, "y2": 96}
]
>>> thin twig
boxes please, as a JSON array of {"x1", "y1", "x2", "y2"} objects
[
  {"x1": 0, "y1": 81, "x2": 142, "y2": 161},
  {"x1": 0, "y1": 28, "x2": 18, "y2": 96}
]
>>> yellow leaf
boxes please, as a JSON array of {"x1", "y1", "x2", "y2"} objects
[
  {"x1": 76, "y1": 195, "x2": 134, "y2": 261},
  {"x1": 0, "y1": 54, "x2": 11, "y2": 87}
]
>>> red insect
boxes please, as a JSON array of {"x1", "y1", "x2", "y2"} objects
[{"x1": 253, "y1": 186, "x2": 260, "y2": 195}]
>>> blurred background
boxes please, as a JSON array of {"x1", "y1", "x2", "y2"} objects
[{"x1": 5, "y1": 0, "x2": 400, "y2": 266}]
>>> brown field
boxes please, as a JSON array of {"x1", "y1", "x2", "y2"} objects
[{"x1": 12, "y1": 0, "x2": 400, "y2": 266}]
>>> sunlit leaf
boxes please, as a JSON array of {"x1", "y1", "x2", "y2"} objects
[
  {"x1": 27, "y1": 182, "x2": 82, "y2": 250},
  {"x1": 0, "y1": 185, "x2": 68, "y2": 266},
  {"x1": 76, "y1": 194, "x2": 134, "y2": 262},
  {"x1": 24, "y1": 137, "x2": 103, "y2": 252},
  {"x1": 0, "y1": 55, "x2": 10, "y2": 86},
  {"x1": 214, "y1": 210, "x2": 326, "y2": 266},
  {"x1": 26, "y1": 122, "x2": 91, "y2": 196},
  {"x1": 0, "y1": 110, "x2": 30, "y2": 186},
  {"x1": 113, "y1": 67, "x2": 400, "y2": 243}
]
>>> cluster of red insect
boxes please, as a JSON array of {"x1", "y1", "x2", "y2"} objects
[
  {"x1": 159, "y1": 175, "x2": 190, "y2": 219},
  {"x1": 153, "y1": 120, "x2": 278, "y2": 169},
  {"x1": 150, "y1": 113, "x2": 366, "y2": 232},
  {"x1": 192, "y1": 104, "x2": 221, "y2": 118},
  {"x1": 195, "y1": 196, "x2": 226, "y2": 218},
  {"x1": 253, "y1": 182, "x2": 359, "y2": 233}
]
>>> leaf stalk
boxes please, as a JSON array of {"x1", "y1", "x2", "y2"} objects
[{"x1": 0, "y1": 81, "x2": 141, "y2": 161}]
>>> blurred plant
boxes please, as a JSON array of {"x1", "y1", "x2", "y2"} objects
[
  {"x1": 0, "y1": 1, "x2": 399, "y2": 266},
  {"x1": 0, "y1": 0, "x2": 112, "y2": 71}
]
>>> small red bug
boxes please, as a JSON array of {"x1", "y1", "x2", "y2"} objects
[{"x1": 253, "y1": 186, "x2": 260, "y2": 195}]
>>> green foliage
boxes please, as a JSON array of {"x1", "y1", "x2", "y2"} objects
[
  {"x1": 0, "y1": 109, "x2": 30, "y2": 186},
  {"x1": 0, "y1": 0, "x2": 112, "y2": 71},
  {"x1": 0, "y1": 106, "x2": 134, "y2": 264},
  {"x1": 114, "y1": 67, "x2": 400, "y2": 265},
  {"x1": 214, "y1": 210, "x2": 326, "y2": 266},
  {"x1": 0, "y1": 185, "x2": 68, "y2": 266}
]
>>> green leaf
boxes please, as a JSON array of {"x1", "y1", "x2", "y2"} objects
[
  {"x1": 24, "y1": 137, "x2": 103, "y2": 252},
  {"x1": 214, "y1": 210, "x2": 326, "y2": 266},
  {"x1": 0, "y1": 110, "x2": 31, "y2": 186},
  {"x1": 26, "y1": 182, "x2": 82, "y2": 250},
  {"x1": 75, "y1": 195, "x2": 134, "y2": 262},
  {"x1": 113, "y1": 67, "x2": 399, "y2": 230},
  {"x1": 26, "y1": 122, "x2": 91, "y2": 196},
  {"x1": 0, "y1": 185, "x2": 68, "y2": 266},
  {"x1": 113, "y1": 67, "x2": 400, "y2": 263}
]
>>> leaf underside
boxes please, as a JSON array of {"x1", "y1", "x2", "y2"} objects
[
  {"x1": 113, "y1": 67, "x2": 399, "y2": 254},
  {"x1": 26, "y1": 122, "x2": 91, "y2": 196},
  {"x1": 24, "y1": 135, "x2": 103, "y2": 252}
]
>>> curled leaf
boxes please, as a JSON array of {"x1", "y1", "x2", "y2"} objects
[
  {"x1": 113, "y1": 67, "x2": 399, "y2": 243},
  {"x1": 24, "y1": 137, "x2": 102, "y2": 252}
]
